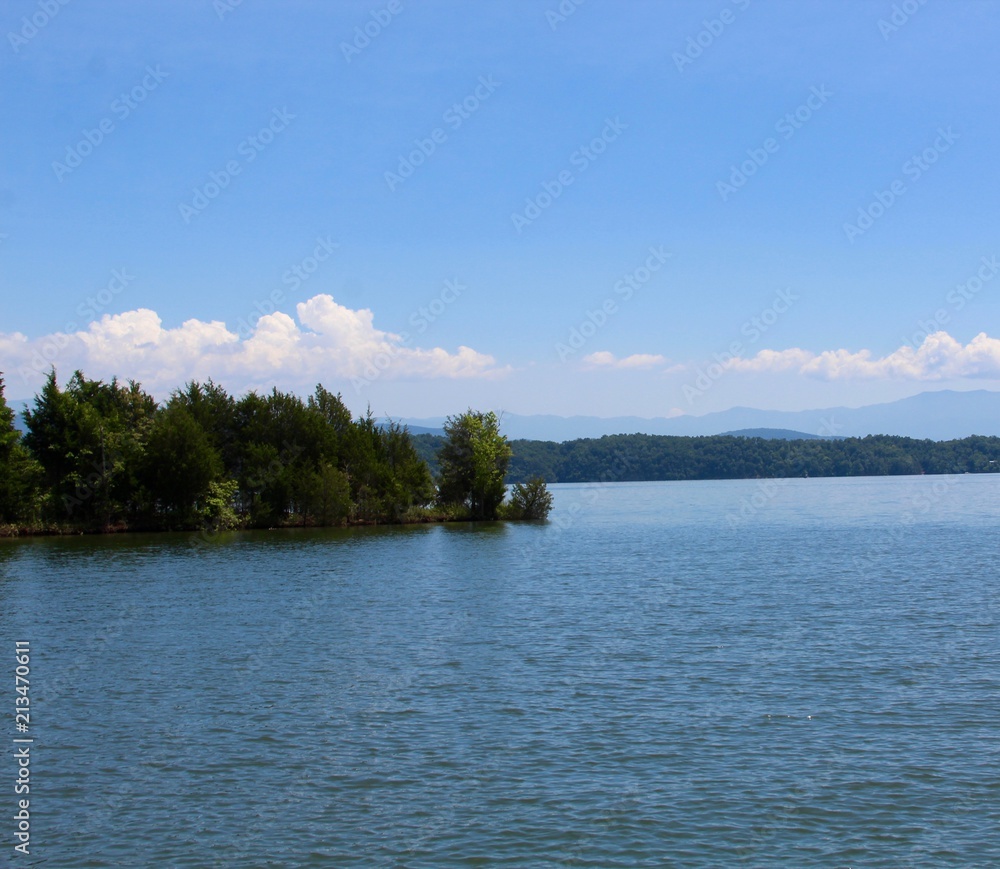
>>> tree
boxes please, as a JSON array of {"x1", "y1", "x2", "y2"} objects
[
  {"x1": 307, "y1": 384, "x2": 353, "y2": 465},
  {"x1": 22, "y1": 370, "x2": 155, "y2": 526},
  {"x1": 0, "y1": 384, "x2": 18, "y2": 519},
  {"x1": 198, "y1": 479, "x2": 240, "y2": 531},
  {"x1": 0, "y1": 373, "x2": 17, "y2": 457},
  {"x1": 140, "y1": 401, "x2": 223, "y2": 522},
  {"x1": 505, "y1": 476, "x2": 554, "y2": 520},
  {"x1": 379, "y1": 420, "x2": 435, "y2": 516},
  {"x1": 0, "y1": 374, "x2": 42, "y2": 525},
  {"x1": 300, "y1": 461, "x2": 352, "y2": 525},
  {"x1": 21, "y1": 370, "x2": 75, "y2": 506},
  {"x1": 437, "y1": 410, "x2": 511, "y2": 520},
  {"x1": 171, "y1": 380, "x2": 238, "y2": 472}
]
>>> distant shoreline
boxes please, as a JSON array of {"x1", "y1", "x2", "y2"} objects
[{"x1": 411, "y1": 432, "x2": 1000, "y2": 485}]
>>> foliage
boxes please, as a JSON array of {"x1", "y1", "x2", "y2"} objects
[
  {"x1": 498, "y1": 432, "x2": 1000, "y2": 483},
  {"x1": 198, "y1": 479, "x2": 240, "y2": 531},
  {"x1": 0, "y1": 374, "x2": 44, "y2": 525},
  {"x1": 303, "y1": 462, "x2": 352, "y2": 525},
  {"x1": 437, "y1": 410, "x2": 512, "y2": 520},
  {"x1": 9, "y1": 369, "x2": 999, "y2": 536},
  {"x1": 11, "y1": 371, "x2": 440, "y2": 532},
  {"x1": 22, "y1": 370, "x2": 156, "y2": 528},
  {"x1": 503, "y1": 476, "x2": 554, "y2": 520},
  {"x1": 0, "y1": 374, "x2": 16, "y2": 456},
  {"x1": 140, "y1": 401, "x2": 222, "y2": 523}
]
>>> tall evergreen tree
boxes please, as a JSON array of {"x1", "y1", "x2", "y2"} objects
[
  {"x1": 22, "y1": 370, "x2": 155, "y2": 526},
  {"x1": 140, "y1": 401, "x2": 223, "y2": 522}
]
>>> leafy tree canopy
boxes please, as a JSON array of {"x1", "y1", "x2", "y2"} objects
[{"x1": 437, "y1": 410, "x2": 512, "y2": 520}]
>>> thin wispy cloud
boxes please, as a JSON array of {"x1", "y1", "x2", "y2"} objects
[{"x1": 582, "y1": 351, "x2": 668, "y2": 370}]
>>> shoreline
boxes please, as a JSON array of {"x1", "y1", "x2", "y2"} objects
[
  {"x1": 0, "y1": 514, "x2": 457, "y2": 540},
  {"x1": 5, "y1": 469, "x2": 997, "y2": 540}
]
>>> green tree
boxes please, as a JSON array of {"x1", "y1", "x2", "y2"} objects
[
  {"x1": 0, "y1": 374, "x2": 17, "y2": 457},
  {"x1": 171, "y1": 380, "x2": 239, "y2": 473},
  {"x1": 198, "y1": 479, "x2": 240, "y2": 531},
  {"x1": 22, "y1": 370, "x2": 155, "y2": 526},
  {"x1": 232, "y1": 389, "x2": 312, "y2": 523},
  {"x1": 0, "y1": 374, "x2": 20, "y2": 523},
  {"x1": 379, "y1": 420, "x2": 435, "y2": 517},
  {"x1": 0, "y1": 374, "x2": 43, "y2": 525},
  {"x1": 437, "y1": 410, "x2": 511, "y2": 520},
  {"x1": 141, "y1": 401, "x2": 223, "y2": 523},
  {"x1": 307, "y1": 384, "x2": 353, "y2": 465},
  {"x1": 505, "y1": 476, "x2": 554, "y2": 520},
  {"x1": 300, "y1": 461, "x2": 352, "y2": 525}
]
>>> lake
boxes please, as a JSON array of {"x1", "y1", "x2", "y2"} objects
[{"x1": 2, "y1": 475, "x2": 999, "y2": 866}]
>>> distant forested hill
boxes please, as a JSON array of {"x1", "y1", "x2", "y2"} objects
[{"x1": 412, "y1": 432, "x2": 1000, "y2": 484}]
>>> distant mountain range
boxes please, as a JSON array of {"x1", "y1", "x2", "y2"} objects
[
  {"x1": 385, "y1": 423, "x2": 444, "y2": 437},
  {"x1": 722, "y1": 428, "x2": 845, "y2": 440},
  {"x1": 9, "y1": 401, "x2": 28, "y2": 433},
  {"x1": 394, "y1": 389, "x2": 1000, "y2": 442},
  {"x1": 9, "y1": 388, "x2": 998, "y2": 442}
]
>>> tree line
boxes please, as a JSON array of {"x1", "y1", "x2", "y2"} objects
[
  {"x1": 412, "y1": 431, "x2": 1000, "y2": 483},
  {"x1": 0, "y1": 371, "x2": 551, "y2": 534}
]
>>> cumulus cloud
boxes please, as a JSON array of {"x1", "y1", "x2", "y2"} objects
[
  {"x1": 722, "y1": 331, "x2": 1000, "y2": 380},
  {"x1": 582, "y1": 351, "x2": 668, "y2": 369},
  {"x1": 1, "y1": 294, "x2": 508, "y2": 396}
]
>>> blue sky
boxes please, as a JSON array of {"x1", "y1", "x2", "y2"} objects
[{"x1": 2, "y1": 0, "x2": 1000, "y2": 420}]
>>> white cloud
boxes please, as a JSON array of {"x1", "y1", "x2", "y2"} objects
[
  {"x1": 722, "y1": 331, "x2": 1000, "y2": 380},
  {"x1": 1, "y1": 294, "x2": 508, "y2": 396},
  {"x1": 723, "y1": 347, "x2": 814, "y2": 373},
  {"x1": 0, "y1": 332, "x2": 30, "y2": 358},
  {"x1": 582, "y1": 351, "x2": 668, "y2": 370}
]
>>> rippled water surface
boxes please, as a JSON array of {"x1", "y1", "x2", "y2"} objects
[{"x1": 2, "y1": 475, "x2": 999, "y2": 866}]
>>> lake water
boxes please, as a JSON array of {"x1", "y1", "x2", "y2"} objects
[{"x1": 2, "y1": 475, "x2": 999, "y2": 866}]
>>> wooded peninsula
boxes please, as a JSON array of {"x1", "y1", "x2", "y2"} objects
[
  {"x1": 0, "y1": 370, "x2": 549, "y2": 536},
  {"x1": 1, "y1": 369, "x2": 997, "y2": 537}
]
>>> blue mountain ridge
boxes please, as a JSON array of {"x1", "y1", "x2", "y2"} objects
[
  {"x1": 393, "y1": 389, "x2": 1000, "y2": 442},
  {"x1": 9, "y1": 389, "x2": 997, "y2": 441}
]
